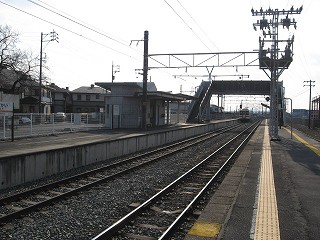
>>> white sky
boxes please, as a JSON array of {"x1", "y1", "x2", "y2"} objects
[{"x1": 0, "y1": 0, "x2": 319, "y2": 111}]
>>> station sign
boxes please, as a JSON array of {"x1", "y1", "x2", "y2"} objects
[{"x1": 0, "y1": 102, "x2": 14, "y2": 116}]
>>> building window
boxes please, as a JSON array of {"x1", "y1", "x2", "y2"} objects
[
  {"x1": 77, "y1": 94, "x2": 81, "y2": 100},
  {"x1": 86, "y1": 95, "x2": 91, "y2": 101},
  {"x1": 96, "y1": 94, "x2": 100, "y2": 99}
]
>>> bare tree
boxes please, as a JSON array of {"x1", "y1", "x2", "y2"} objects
[
  {"x1": 0, "y1": 25, "x2": 19, "y2": 70},
  {"x1": 0, "y1": 25, "x2": 40, "y2": 93}
]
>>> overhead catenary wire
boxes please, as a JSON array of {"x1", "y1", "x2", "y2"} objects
[
  {"x1": 163, "y1": 0, "x2": 213, "y2": 52},
  {"x1": 176, "y1": 0, "x2": 220, "y2": 52}
]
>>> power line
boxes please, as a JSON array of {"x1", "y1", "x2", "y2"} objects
[
  {"x1": 292, "y1": 88, "x2": 308, "y2": 98},
  {"x1": 163, "y1": 0, "x2": 212, "y2": 52},
  {"x1": 0, "y1": 0, "x2": 140, "y2": 61},
  {"x1": 27, "y1": 0, "x2": 129, "y2": 48},
  {"x1": 176, "y1": 0, "x2": 220, "y2": 52},
  {"x1": 2, "y1": 0, "x2": 186, "y2": 88}
]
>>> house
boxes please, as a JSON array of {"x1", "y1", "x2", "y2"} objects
[
  {"x1": 312, "y1": 95, "x2": 320, "y2": 120},
  {"x1": 95, "y1": 81, "x2": 194, "y2": 129},
  {"x1": 0, "y1": 69, "x2": 21, "y2": 111},
  {"x1": 50, "y1": 83, "x2": 72, "y2": 113},
  {"x1": 20, "y1": 80, "x2": 52, "y2": 114},
  {"x1": 0, "y1": 69, "x2": 52, "y2": 113},
  {"x1": 71, "y1": 84, "x2": 107, "y2": 113}
]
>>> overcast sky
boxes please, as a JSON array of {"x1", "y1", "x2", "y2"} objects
[{"x1": 0, "y1": 0, "x2": 318, "y2": 111}]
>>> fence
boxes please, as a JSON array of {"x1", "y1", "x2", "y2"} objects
[{"x1": 0, "y1": 113, "x2": 105, "y2": 141}]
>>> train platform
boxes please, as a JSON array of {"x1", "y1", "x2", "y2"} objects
[
  {"x1": 185, "y1": 120, "x2": 320, "y2": 240},
  {"x1": 0, "y1": 119, "x2": 239, "y2": 190},
  {"x1": 0, "y1": 123, "x2": 199, "y2": 159},
  {"x1": 0, "y1": 128, "x2": 143, "y2": 158}
]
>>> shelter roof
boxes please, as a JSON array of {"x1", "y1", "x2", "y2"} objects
[
  {"x1": 95, "y1": 81, "x2": 157, "y2": 92},
  {"x1": 95, "y1": 81, "x2": 195, "y2": 101},
  {"x1": 136, "y1": 91, "x2": 196, "y2": 101}
]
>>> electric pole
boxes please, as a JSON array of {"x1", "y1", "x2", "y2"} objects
[
  {"x1": 252, "y1": 6, "x2": 303, "y2": 140},
  {"x1": 39, "y1": 30, "x2": 59, "y2": 113},
  {"x1": 130, "y1": 31, "x2": 149, "y2": 130},
  {"x1": 111, "y1": 61, "x2": 120, "y2": 83},
  {"x1": 304, "y1": 80, "x2": 315, "y2": 129},
  {"x1": 142, "y1": 31, "x2": 149, "y2": 130}
]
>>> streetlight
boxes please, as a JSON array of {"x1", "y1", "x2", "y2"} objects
[{"x1": 39, "y1": 30, "x2": 58, "y2": 113}]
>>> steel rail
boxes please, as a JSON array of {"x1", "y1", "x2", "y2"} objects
[
  {"x1": 92, "y1": 121, "x2": 260, "y2": 239},
  {"x1": 158, "y1": 120, "x2": 260, "y2": 239},
  {"x1": 0, "y1": 124, "x2": 241, "y2": 224},
  {"x1": 0, "y1": 124, "x2": 236, "y2": 203}
]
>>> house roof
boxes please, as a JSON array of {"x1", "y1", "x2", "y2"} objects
[
  {"x1": 0, "y1": 69, "x2": 36, "y2": 93},
  {"x1": 50, "y1": 83, "x2": 70, "y2": 93},
  {"x1": 72, "y1": 85, "x2": 107, "y2": 94}
]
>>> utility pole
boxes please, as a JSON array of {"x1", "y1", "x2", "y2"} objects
[
  {"x1": 142, "y1": 31, "x2": 149, "y2": 130},
  {"x1": 131, "y1": 31, "x2": 149, "y2": 130},
  {"x1": 304, "y1": 80, "x2": 315, "y2": 129},
  {"x1": 252, "y1": 6, "x2": 303, "y2": 140},
  {"x1": 39, "y1": 30, "x2": 59, "y2": 113},
  {"x1": 284, "y1": 97, "x2": 293, "y2": 139},
  {"x1": 111, "y1": 61, "x2": 120, "y2": 83}
]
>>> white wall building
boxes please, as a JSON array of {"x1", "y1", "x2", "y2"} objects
[{"x1": 95, "y1": 82, "x2": 193, "y2": 129}]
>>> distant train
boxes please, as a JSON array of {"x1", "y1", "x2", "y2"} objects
[{"x1": 239, "y1": 108, "x2": 251, "y2": 122}]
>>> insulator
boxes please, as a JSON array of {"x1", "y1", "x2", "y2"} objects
[{"x1": 299, "y1": 6, "x2": 303, "y2": 12}]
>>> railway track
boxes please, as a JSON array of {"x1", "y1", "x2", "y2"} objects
[
  {"x1": 92, "y1": 121, "x2": 260, "y2": 240},
  {"x1": 0, "y1": 124, "x2": 244, "y2": 225}
]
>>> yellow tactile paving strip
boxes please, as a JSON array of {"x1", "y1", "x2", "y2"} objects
[
  {"x1": 188, "y1": 221, "x2": 221, "y2": 237},
  {"x1": 254, "y1": 125, "x2": 280, "y2": 240},
  {"x1": 283, "y1": 127, "x2": 320, "y2": 156}
]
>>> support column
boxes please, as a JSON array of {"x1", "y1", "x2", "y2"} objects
[{"x1": 270, "y1": 69, "x2": 279, "y2": 140}]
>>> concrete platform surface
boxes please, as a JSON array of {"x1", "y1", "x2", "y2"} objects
[
  {"x1": 0, "y1": 120, "x2": 239, "y2": 189},
  {"x1": 0, "y1": 123, "x2": 198, "y2": 159},
  {"x1": 0, "y1": 129, "x2": 144, "y2": 158},
  {"x1": 185, "y1": 121, "x2": 320, "y2": 240}
]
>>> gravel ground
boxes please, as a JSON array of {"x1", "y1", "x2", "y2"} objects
[
  {"x1": 290, "y1": 123, "x2": 320, "y2": 141},
  {"x1": 0, "y1": 128, "x2": 240, "y2": 240}
]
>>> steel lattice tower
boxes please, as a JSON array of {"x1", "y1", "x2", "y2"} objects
[{"x1": 252, "y1": 6, "x2": 303, "y2": 140}]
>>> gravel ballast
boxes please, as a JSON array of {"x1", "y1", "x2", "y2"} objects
[{"x1": 0, "y1": 129, "x2": 242, "y2": 239}]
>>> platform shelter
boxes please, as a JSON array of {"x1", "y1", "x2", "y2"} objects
[{"x1": 95, "y1": 82, "x2": 194, "y2": 129}]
